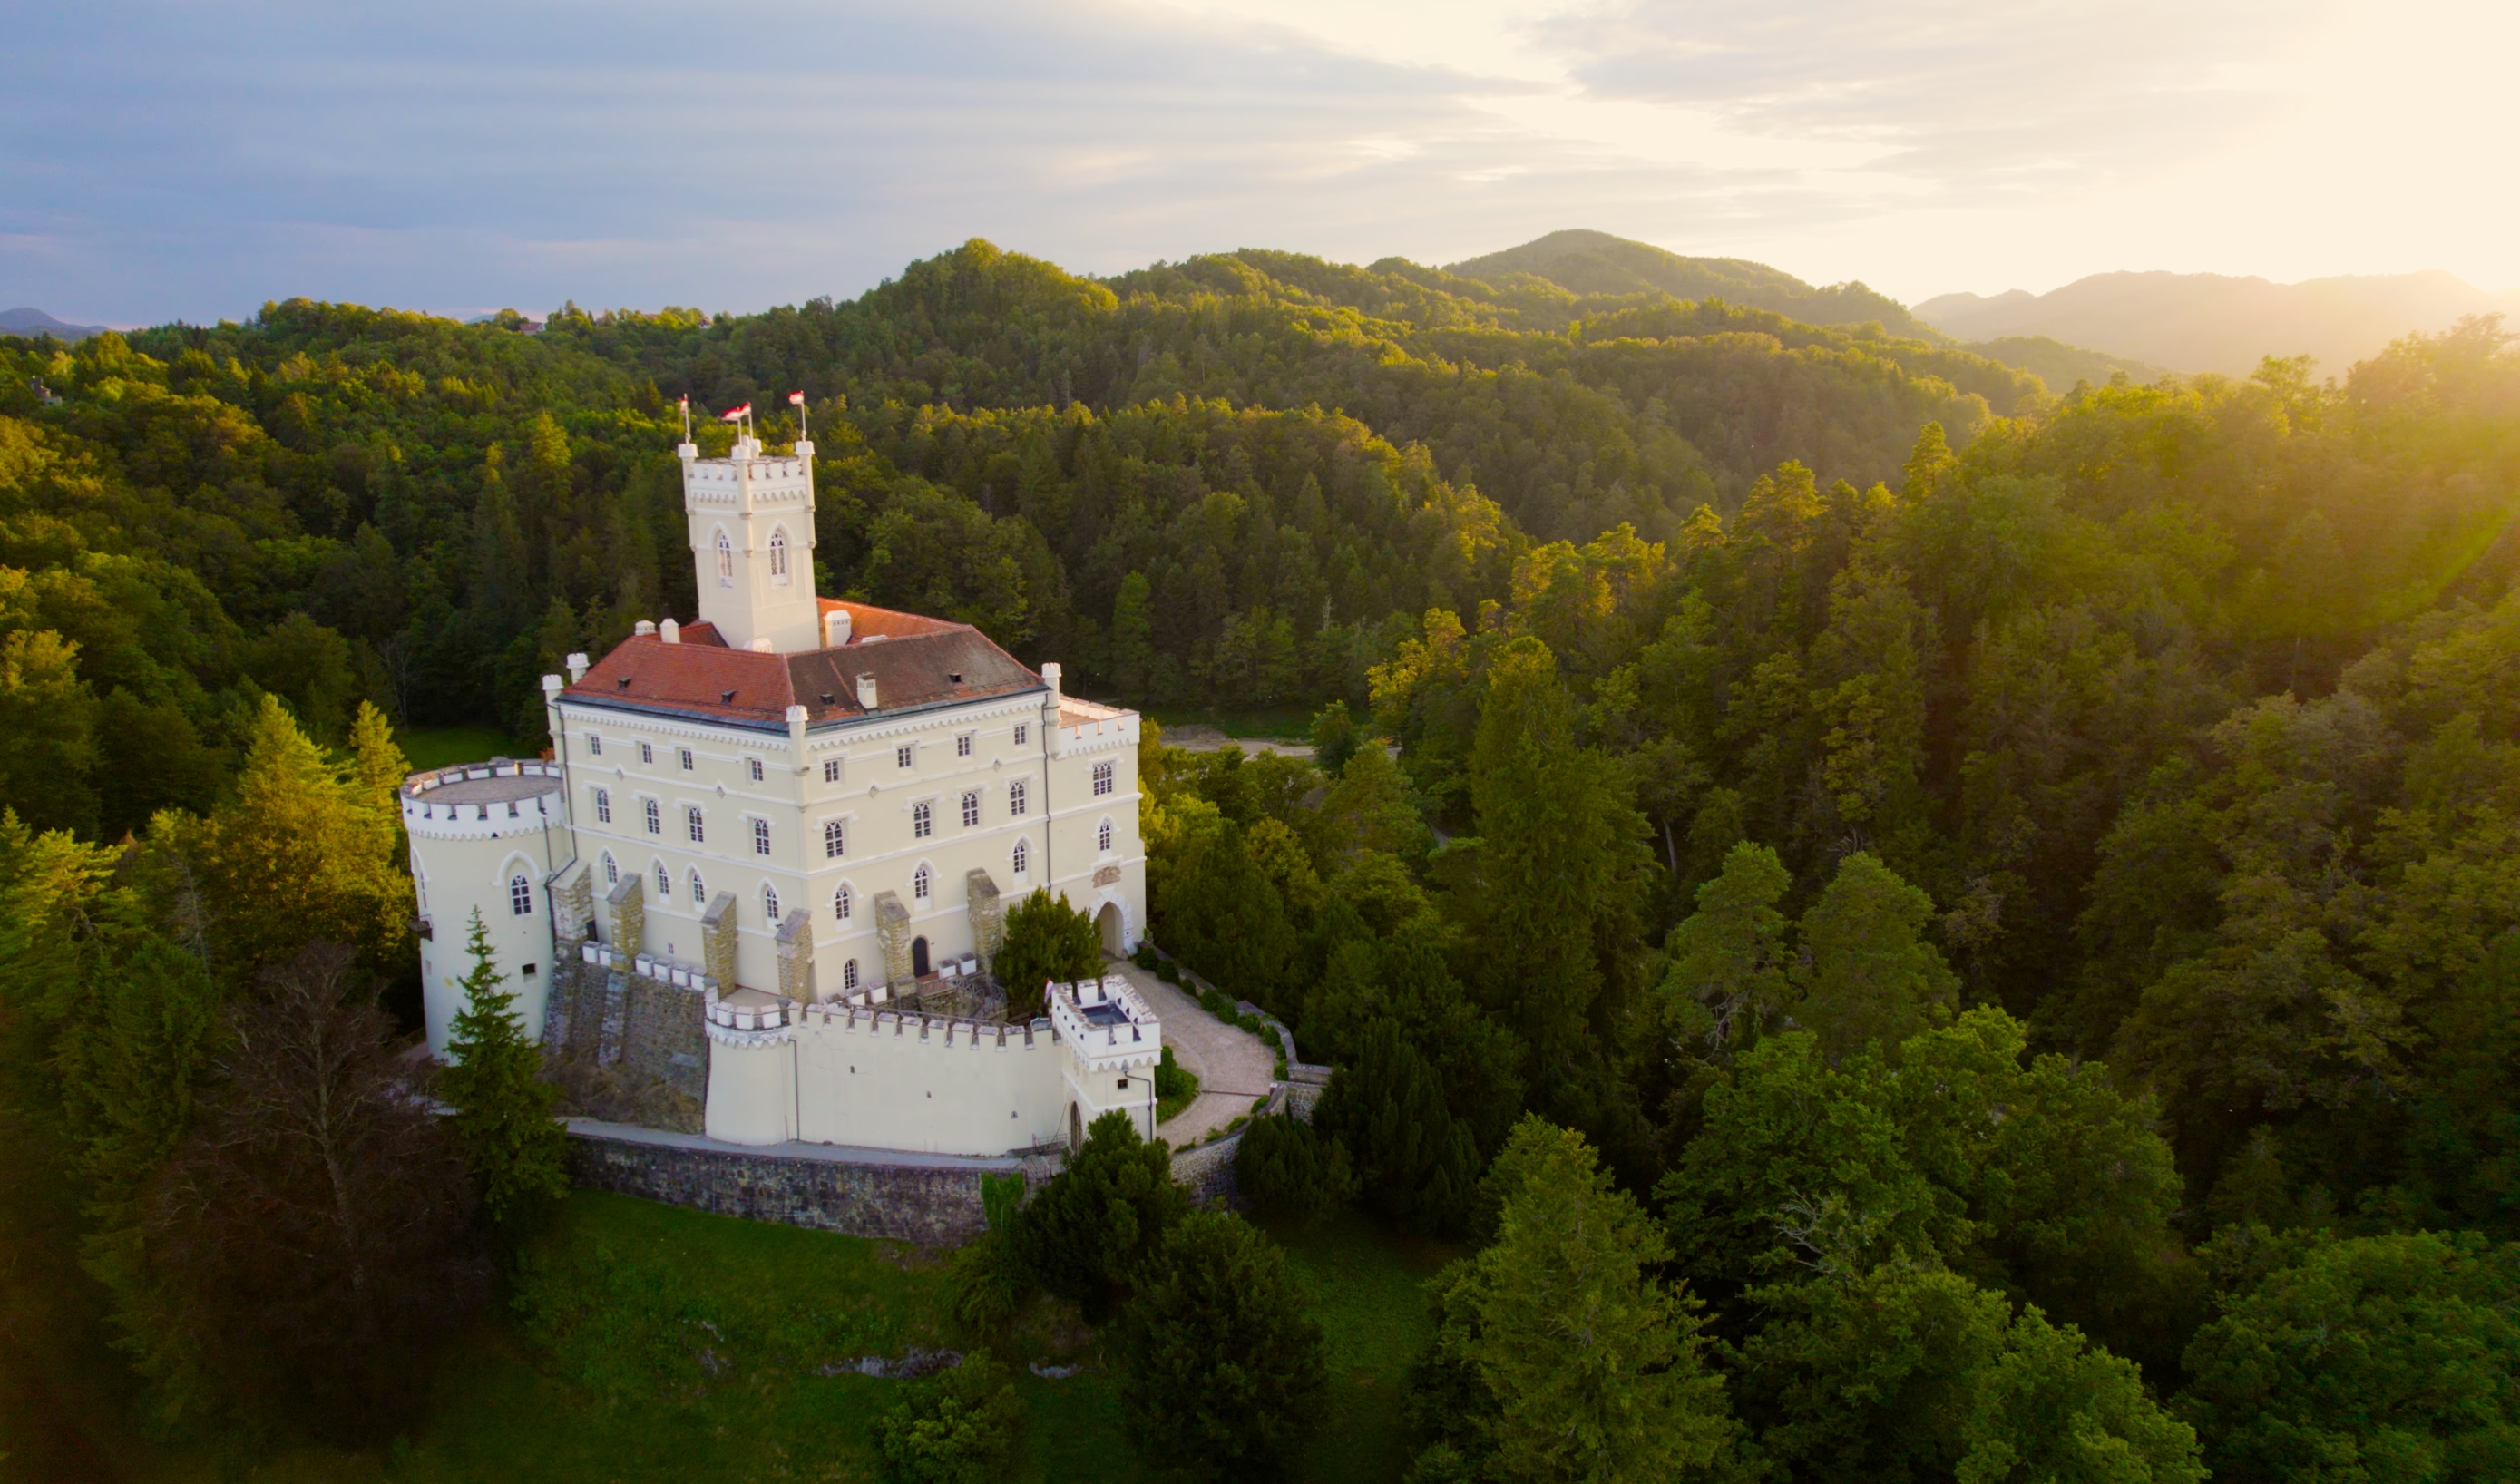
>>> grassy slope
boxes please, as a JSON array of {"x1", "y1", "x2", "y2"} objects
[
  {"x1": 0, "y1": 1184, "x2": 1447, "y2": 1484},
  {"x1": 397, "y1": 726, "x2": 522, "y2": 772}
]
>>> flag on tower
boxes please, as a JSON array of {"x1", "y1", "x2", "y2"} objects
[
  {"x1": 720, "y1": 403, "x2": 750, "y2": 422},
  {"x1": 787, "y1": 391, "x2": 805, "y2": 406}
]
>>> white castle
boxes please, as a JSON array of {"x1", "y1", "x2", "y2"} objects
[{"x1": 401, "y1": 426, "x2": 1156, "y2": 1157}]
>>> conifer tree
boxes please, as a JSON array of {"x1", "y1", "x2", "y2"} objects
[
  {"x1": 188, "y1": 694, "x2": 408, "y2": 981},
  {"x1": 1414, "y1": 1117, "x2": 1732, "y2": 1482},
  {"x1": 437, "y1": 908, "x2": 569, "y2": 1235}
]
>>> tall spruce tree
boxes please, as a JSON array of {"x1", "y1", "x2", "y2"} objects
[{"x1": 438, "y1": 909, "x2": 569, "y2": 1235}]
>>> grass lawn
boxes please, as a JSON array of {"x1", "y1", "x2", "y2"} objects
[
  {"x1": 1145, "y1": 707, "x2": 1322, "y2": 743},
  {"x1": 396, "y1": 725, "x2": 521, "y2": 772},
  {"x1": 1269, "y1": 1209, "x2": 1460, "y2": 1484},
  {"x1": 0, "y1": 1174, "x2": 1447, "y2": 1484}
]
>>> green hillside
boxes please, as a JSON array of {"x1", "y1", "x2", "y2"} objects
[{"x1": 1443, "y1": 228, "x2": 1929, "y2": 337}]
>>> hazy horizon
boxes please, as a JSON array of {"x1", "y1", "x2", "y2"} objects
[{"x1": 7, "y1": 0, "x2": 2513, "y2": 327}]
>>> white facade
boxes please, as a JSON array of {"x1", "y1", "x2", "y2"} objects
[
  {"x1": 401, "y1": 428, "x2": 1152, "y2": 1157},
  {"x1": 403, "y1": 761, "x2": 567, "y2": 1057}
]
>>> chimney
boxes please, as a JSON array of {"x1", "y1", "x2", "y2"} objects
[
  {"x1": 855, "y1": 672, "x2": 878, "y2": 710},
  {"x1": 823, "y1": 608, "x2": 853, "y2": 647},
  {"x1": 564, "y1": 651, "x2": 591, "y2": 683},
  {"x1": 747, "y1": 636, "x2": 774, "y2": 653},
  {"x1": 1041, "y1": 661, "x2": 1062, "y2": 699},
  {"x1": 635, "y1": 620, "x2": 657, "y2": 636},
  {"x1": 659, "y1": 619, "x2": 680, "y2": 645}
]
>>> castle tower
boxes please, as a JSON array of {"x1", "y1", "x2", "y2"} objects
[
  {"x1": 679, "y1": 431, "x2": 820, "y2": 653},
  {"x1": 400, "y1": 759, "x2": 568, "y2": 1058}
]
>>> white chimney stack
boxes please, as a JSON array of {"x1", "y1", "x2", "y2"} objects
[
  {"x1": 659, "y1": 618, "x2": 680, "y2": 645},
  {"x1": 823, "y1": 608, "x2": 853, "y2": 647},
  {"x1": 1041, "y1": 661, "x2": 1062, "y2": 698},
  {"x1": 635, "y1": 620, "x2": 657, "y2": 636},
  {"x1": 856, "y1": 672, "x2": 878, "y2": 709},
  {"x1": 564, "y1": 651, "x2": 590, "y2": 682}
]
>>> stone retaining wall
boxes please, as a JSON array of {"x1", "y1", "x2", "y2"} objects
[{"x1": 567, "y1": 1128, "x2": 1060, "y2": 1245}]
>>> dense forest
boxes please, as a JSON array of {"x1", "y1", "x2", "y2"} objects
[{"x1": 4, "y1": 236, "x2": 2518, "y2": 1480}]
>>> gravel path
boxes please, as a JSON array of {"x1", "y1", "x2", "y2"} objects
[{"x1": 1108, "y1": 962, "x2": 1277, "y2": 1148}]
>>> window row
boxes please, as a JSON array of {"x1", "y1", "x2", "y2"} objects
[
  {"x1": 591, "y1": 789, "x2": 775, "y2": 857},
  {"x1": 591, "y1": 729, "x2": 1050, "y2": 785}
]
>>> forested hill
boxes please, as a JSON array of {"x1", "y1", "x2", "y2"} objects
[
  {"x1": 0, "y1": 238, "x2": 2035, "y2": 810},
  {"x1": 1444, "y1": 228, "x2": 1931, "y2": 337}
]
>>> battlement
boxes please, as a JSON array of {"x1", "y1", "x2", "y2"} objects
[
  {"x1": 581, "y1": 940, "x2": 721, "y2": 996},
  {"x1": 402, "y1": 758, "x2": 564, "y2": 839},
  {"x1": 1049, "y1": 975, "x2": 1160, "y2": 1069}
]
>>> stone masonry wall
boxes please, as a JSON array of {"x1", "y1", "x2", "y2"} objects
[
  {"x1": 569, "y1": 1131, "x2": 1005, "y2": 1245},
  {"x1": 542, "y1": 955, "x2": 706, "y2": 1131}
]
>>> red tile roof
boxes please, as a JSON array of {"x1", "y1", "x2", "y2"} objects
[{"x1": 566, "y1": 601, "x2": 1041, "y2": 731}]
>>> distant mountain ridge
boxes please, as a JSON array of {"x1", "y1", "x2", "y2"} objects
[
  {"x1": 1440, "y1": 230, "x2": 2160, "y2": 392},
  {"x1": 1916, "y1": 270, "x2": 2520, "y2": 378},
  {"x1": 0, "y1": 308, "x2": 109, "y2": 341},
  {"x1": 1445, "y1": 229, "x2": 1929, "y2": 338}
]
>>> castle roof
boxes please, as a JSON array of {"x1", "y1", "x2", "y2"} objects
[{"x1": 564, "y1": 600, "x2": 1041, "y2": 732}]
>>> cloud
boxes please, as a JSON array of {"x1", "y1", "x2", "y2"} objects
[
  {"x1": 1544, "y1": 1, "x2": 2338, "y2": 186},
  {"x1": 0, "y1": 0, "x2": 2510, "y2": 322}
]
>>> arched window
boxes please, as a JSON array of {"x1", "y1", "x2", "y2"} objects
[
  {"x1": 1098, "y1": 817, "x2": 1114, "y2": 854},
  {"x1": 602, "y1": 852, "x2": 618, "y2": 885},
  {"x1": 912, "y1": 800, "x2": 933, "y2": 839},
  {"x1": 1009, "y1": 778, "x2": 1027, "y2": 816},
  {"x1": 510, "y1": 874, "x2": 532, "y2": 916},
  {"x1": 690, "y1": 868, "x2": 707, "y2": 903},
  {"x1": 834, "y1": 883, "x2": 852, "y2": 921},
  {"x1": 843, "y1": 958, "x2": 859, "y2": 991},
  {"x1": 1011, "y1": 838, "x2": 1030, "y2": 874},
  {"x1": 913, "y1": 864, "x2": 931, "y2": 901},
  {"x1": 962, "y1": 790, "x2": 981, "y2": 828},
  {"x1": 655, "y1": 862, "x2": 672, "y2": 899},
  {"x1": 764, "y1": 884, "x2": 781, "y2": 921},
  {"x1": 823, "y1": 819, "x2": 846, "y2": 858},
  {"x1": 769, "y1": 528, "x2": 791, "y2": 584},
  {"x1": 752, "y1": 817, "x2": 771, "y2": 856},
  {"x1": 1092, "y1": 760, "x2": 1115, "y2": 796},
  {"x1": 686, "y1": 805, "x2": 705, "y2": 844},
  {"x1": 715, "y1": 530, "x2": 735, "y2": 586},
  {"x1": 644, "y1": 797, "x2": 660, "y2": 835},
  {"x1": 592, "y1": 786, "x2": 611, "y2": 824}
]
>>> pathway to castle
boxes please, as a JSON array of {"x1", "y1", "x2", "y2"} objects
[{"x1": 1109, "y1": 961, "x2": 1278, "y2": 1148}]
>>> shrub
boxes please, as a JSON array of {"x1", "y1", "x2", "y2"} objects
[
  {"x1": 875, "y1": 1350, "x2": 1024, "y2": 1484},
  {"x1": 1236, "y1": 1115, "x2": 1357, "y2": 1228},
  {"x1": 1013, "y1": 1110, "x2": 1187, "y2": 1321},
  {"x1": 992, "y1": 889, "x2": 1100, "y2": 1020},
  {"x1": 1155, "y1": 1046, "x2": 1199, "y2": 1122},
  {"x1": 1114, "y1": 1210, "x2": 1328, "y2": 1482}
]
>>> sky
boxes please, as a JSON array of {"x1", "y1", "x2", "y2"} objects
[{"x1": 5, "y1": 0, "x2": 2514, "y2": 326}]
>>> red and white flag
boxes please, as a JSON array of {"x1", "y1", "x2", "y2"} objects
[
  {"x1": 787, "y1": 391, "x2": 806, "y2": 406},
  {"x1": 720, "y1": 402, "x2": 750, "y2": 422}
]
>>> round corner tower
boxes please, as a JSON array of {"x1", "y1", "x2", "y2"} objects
[{"x1": 402, "y1": 759, "x2": 571, "y2": 1057}]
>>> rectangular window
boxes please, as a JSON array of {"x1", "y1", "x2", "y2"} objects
[
  {"x1": 593, "y1": 787, "x2": 611, "y2": 824},
  {"x1": 753, "y1": 818, "x2": 771, "y2": 856},
  {"x1": 747, "y1": 757, "x2": 764, "y2": 783},
  {"x1": 957, "y1": 733, "x2": 973, "y2": 757},
  {"x1": 913, "y1": 801, "x2": 933, "y2": 839},
  {"x1": 1013, "y1": 723, "x2": 1028, "y2": 747},
  {"x1": 587, "y1": 733, "x2": 602, "y2": 757},
  {"x1": 1093, "y1": 761, "x2": 1114, "y2": 796},
  {"x1": 896, "y1": 745, "x2": 913, "y2": 769},
  {"x1": 824, "y1": 757, "x2": 842, "y2": 784},
  {"x1": 1009, "y1": 779, "x2": 1027, "y2": 816},
  {"x1": 679, "y1": 747, "x2": 694, "y2": 772},
  {"x1": 686, "y1": 805, "x2": 705, "y2": 844},
  {"x1": 962, "y1": 790, "x2": 981, "y2": 828},
  {"x1": 640, "y1": 741, "x2": 654, "y2": 765}
]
